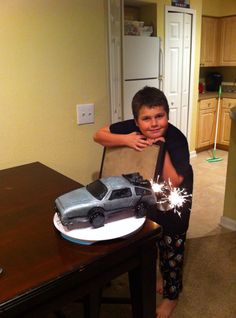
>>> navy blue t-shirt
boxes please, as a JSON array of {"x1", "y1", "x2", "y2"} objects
[{"x1": 110, "y1": 119, "x2": 193, "y2": 233}]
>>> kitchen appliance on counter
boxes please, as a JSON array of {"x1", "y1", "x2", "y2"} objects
[
  {"x1": 198, "y1": 82, "x2": 204, "y2": 94},
  {"x1": 205, "y1": 72, "x2": 222, "y2": 92}
]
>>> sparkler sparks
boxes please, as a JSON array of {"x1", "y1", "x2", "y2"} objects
[
  {"x1": 151, "y1": 178, "x2": 192, "y2": 217},
  {"x1": 151, "y1": 181, "x2": 163, "y2": 193}
]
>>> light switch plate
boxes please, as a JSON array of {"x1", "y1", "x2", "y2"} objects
[{"x1": 76, "y1": 104, "x2": 94, "y2": 125}]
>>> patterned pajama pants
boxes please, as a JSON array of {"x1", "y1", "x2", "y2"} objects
[{"x1": 157, "y1": 232, "x2": 186, "y2": 300}]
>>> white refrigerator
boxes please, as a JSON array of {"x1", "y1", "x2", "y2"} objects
[{"x1": 123, "y1": 35, "x2": 162, "y2": 120}]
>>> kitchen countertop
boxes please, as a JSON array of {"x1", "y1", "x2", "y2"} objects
[{"x1": 198, "y1": 92, "x2": 236, "y2": 100}]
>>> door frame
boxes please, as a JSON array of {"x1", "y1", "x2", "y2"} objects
[
  {"x1": 107, "y1": 0, "x2": 123, "y2": 123},
  {"x1": 164, "y1": 5, "x2": 196, "y2": 142}
]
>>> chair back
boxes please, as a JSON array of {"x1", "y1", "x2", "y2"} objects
[{"x1": 99, "y1": 142, "x2": 165, "y2": 182}]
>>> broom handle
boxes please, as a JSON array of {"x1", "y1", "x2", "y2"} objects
[{"x1": 213, "y1": 85, "x2": 222, "y2": 151}]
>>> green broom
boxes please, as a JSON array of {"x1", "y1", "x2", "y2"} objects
[{"x1": 207, "y1": 85, "x2": 223, "y2": 163}]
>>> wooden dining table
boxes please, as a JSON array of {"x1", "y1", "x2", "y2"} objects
[{"x1": 0, "y1": 162, "x2": 162, "y2": 318}]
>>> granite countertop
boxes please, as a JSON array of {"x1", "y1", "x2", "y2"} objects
[{"x1": 199, "y1": 92, "x2": 236, "y2": 100}]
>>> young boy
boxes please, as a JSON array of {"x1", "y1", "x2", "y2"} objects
[{"x1": 93, "y1": 86, "x2": 193, "y2": 318}]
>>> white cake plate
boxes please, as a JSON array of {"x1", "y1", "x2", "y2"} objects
[{"x1": 53, "y1": 212, "x2": 146, "y2": 245}]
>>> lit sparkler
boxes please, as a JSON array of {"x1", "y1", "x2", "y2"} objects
[{"x1": 151, "y1": 178, "x2": 192, "y2": 217}]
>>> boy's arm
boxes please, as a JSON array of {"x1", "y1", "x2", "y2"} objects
[
  {"x1": 93, "y1": 126, "x2": 153, "y2": 151},
  {"x1": 162, "y1": 151, "x2": 184, "y2": 187}
]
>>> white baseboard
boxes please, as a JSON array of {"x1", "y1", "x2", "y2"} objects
[
  {"x1": 190, "y1": 150, "x2": 197, "y2": 158},
  {"x1": 220, "y1": 216, "x2": 236, "y2": 231}
]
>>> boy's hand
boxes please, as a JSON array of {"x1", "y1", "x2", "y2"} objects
[
  {"x1": 149, "y1": 136, "x2": 165, "y2": 144},
  {"x1": 126, "y1": 132, "x2": 154, "y2": 151}
]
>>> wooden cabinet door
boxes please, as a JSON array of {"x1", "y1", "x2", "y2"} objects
[
  {"x1": 200, "y1": 17, "x2": 219, "y2": 67},
  {"x1": 218, "y1": 98, "x2": 236, "y2": 145},
  {"x1": 197, "y1": 99, "x2": 217, "y2": 149},
  {"x1": 219, "y1": 16, "x2": 236, "y2": 66}
]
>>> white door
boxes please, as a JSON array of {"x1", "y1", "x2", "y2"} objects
[
  {"x1": 107, "y1": 0, "x2": 123, "y2": 123},
  {"x1": 164, "y1": 10, "x2": 192, "y2": 136}
]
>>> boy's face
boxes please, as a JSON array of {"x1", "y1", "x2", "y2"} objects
[{"x1": 135, "y1": 105, "x2": 168, "y2": 139}]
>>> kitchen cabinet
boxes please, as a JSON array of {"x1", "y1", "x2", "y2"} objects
[
  {"x1": 200, "y1": 15, "x2": 236, "y2": 67},
  {"x1": 196, "y1": 97, "x2": 236, "y2": 151},
  {"x1": 219, "y1": 16, "x2": 236, "y2": 66},
  {"x1": 196, "y1": 98, "x2": 217, "y2": 149},
  {"x1": 217, "y1": 98, "x2": 235, "y2": 146},
  {"x1": 200, "y1": 17, "x2": 219, "y2": 67}
]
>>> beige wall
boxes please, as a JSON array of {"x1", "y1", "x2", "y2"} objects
[
  {"x1": 1, "y1": 0, "x2": 235, "y2": 226},
  {"x1": 0, "y1": 0, "x2": 109, "y2": 184},
  {"x1": 0, "y1": 0, "x2": 203, "y2": 185},
  {"x1": 203, "y1": 0, "x2": 236, "y2": 16},
  {"x1": 223, "y1": 120, "x2": 236, "y2": 222},
  {"x1": 3, "y1": 0, "x2": 231, "y2": 186}
]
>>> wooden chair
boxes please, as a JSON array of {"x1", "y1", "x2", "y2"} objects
[
  {"x1": 54, "y1": 143, "x2": 165, "y2": 317},
  {"x1": 99, "y1": 141, "x2": 165, "y2": 182},
  {"x1": 98, "y1": 142, "x2": 165, "y2": 309}
]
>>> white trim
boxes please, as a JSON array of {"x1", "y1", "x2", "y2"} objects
[
  {"x1": 165, "y1": 5, "x2": 195, "y2": 15},
  {"x1": 107, "y1": 0, "x2": 113, "y2": 123},
  {"x1": 107, "y1": 0, "x2": 123, "y2": 124},
  {"x1": 222, "y1": 81, "x2": 235, "y2": 85},
  {"x1": 190, "y1": 150, "x2": 197, "y2": 158},
  {"x1": 165, "y1": 6, "x2": 196, "y2": 144},
  {"x1": 220, "y1": 216, "x2": 236, "y2": 231}
]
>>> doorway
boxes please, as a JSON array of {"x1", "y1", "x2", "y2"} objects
[{"x1": 164, "y1": 6, "x2": 196, "y2": 139}]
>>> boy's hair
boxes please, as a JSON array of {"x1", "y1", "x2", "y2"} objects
[{"x1": 131, "y1": 86, "x2": 169, "y2": 119}]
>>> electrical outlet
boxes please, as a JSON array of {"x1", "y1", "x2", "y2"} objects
[{"x1": 76, "y1": 104, "x2": 94, "y2": 125}]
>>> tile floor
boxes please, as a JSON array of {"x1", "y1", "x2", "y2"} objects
[{"x1": 188, "y1": 149, "x2": 231, "y2": 238}]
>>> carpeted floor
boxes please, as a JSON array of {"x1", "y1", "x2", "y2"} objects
[
  {"x1": 98, "y1": 231, "x2": 236, "y2": 318},
  {"x1": 166, "y1": 232, "x2": 236, "y2": 318}
]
